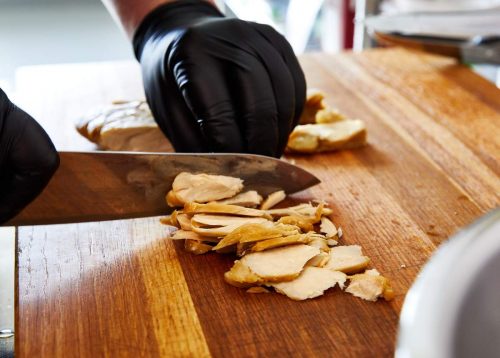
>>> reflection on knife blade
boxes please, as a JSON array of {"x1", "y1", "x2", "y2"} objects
[{"x1": 6, "y1": 152, "x2": 320, "y2": 226}]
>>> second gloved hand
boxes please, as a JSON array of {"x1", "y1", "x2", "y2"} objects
[
  {"x1": 133, "y1": 0, "x2": 306, "y2": 157},
  {"x1": 0, "y1": 89, "x2": 59, "y2": 223}
]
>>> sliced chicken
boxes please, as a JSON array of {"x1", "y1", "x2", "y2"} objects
[
  {"x1": 276, "y1": 215, "x2": 314, "y2": 233},
  {"x1": 176, "y1": 213, "x2": 192, "y2": 231},
  {"x1": 307, "y1": 237, "x2": 330, "y2": 252},
  {"x1": 327, "y1": 238, "x2": 338, "y2": 247},
  {"x1": 238, "y1": 244, "x2": 320, "y2": 282},
  {"x1": 213, "y1": 222, "x2": 297, "y2": 251},
  {"x1": 276, "y1": 203, "x2": 326, "y2": 232},
  {"x1": 167, "y1": 173, "x2": 243, "y2": 206},
  {"x1": 315, "y1": 107, "x2": 346, "y2": 124},
  {"x1": 346, "y1": 269, "x2": 394, "y2": 301},
  {"x1": 250, "y1": 234, "x2": 309, "y2": 252},
  {"x1": 192, "y1": 217, "x2": 270, "y2": 238},
  {"x1": 160, "y1": 210, "x2": 181, "y2": 227},
  {"x1": 169, "y1": 229, "x2": 219, "y2": 243},
  {"x1": 246, "y1": 287, "x2": 270, "y2": 294},
  {"x1": 271, "y1": 267, "x2": 347, "y2": 300},
  {"x1": 184, "y1": 202, "x2": 270, "y2": 218},
  {"x1": 225, "y1": 244, "x2": 320, "y2": 287},
  {"x1": 184, "y1": 239, "x2": 213, "y2": 255},
  {"x1": 320, "y1": 217, "x2": 338, "y2": 238},
  {"x1": 306, "y1": 252, "x2": 330, "y2": 268},
  {"x1": 324, "y1": 245, "x2": 370, "y2": 274},
  {"x1": 77, "y1": 100, "x2": 173, "y2": 152},
  {"x1": 266, "y1": 203, "x2": 333, "y2": 218},
  {"x1": 239, "y1": 223, "x2": 300, "y2": 244},
  {"x1": 169, "y1": 229, "x2": 200, "y2": 240},
  {"x1": 212, "y1": 191, "x2": 263, "y2": 207},
  {"x1": 99, "y1": 118, "x2": 172, "y2": 152},
  {"x1": 191, "y1": 214, "x2": 269, "y2": 228},
  {"x1": 299, "y1": 89, "x2": 327, "y2": 124},
  {"x1": 287, "y1": 119, "x2": 367, "y2": 154},
  {"x1": 260, "y1": 190, "x2": 286, "y2": 210},
  {"x1": 166, "y1": 191, "x2": 185, "y2": 207},
  {"x1": 224, "y1": 260, "x2": 263, "y2": 288}
]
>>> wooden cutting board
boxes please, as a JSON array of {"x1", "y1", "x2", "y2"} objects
[{"x1": 15, "y1": 48, "x2": 500, "y2": 357}]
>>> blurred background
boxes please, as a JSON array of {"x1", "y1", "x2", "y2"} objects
[{"x1": 1, "y1": 0, "x2": 500, "y2": 93}]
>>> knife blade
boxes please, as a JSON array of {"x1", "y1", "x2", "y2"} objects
[{"x1": 6, "y1": 151, "x2": 320, "y2": 226}]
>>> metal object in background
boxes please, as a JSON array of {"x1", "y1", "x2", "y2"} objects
[
  {"x1": 372, "y1": 32, "x2": 500, "y2": 64},
  {"x1": 354, "y1": 0, "x2": 382, "y2": 51},
  {"x1": 397, "y1": 208, "x2": 500, "y2": 358}
]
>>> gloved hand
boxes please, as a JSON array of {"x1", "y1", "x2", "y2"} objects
[
  {"x1": 0, "y1": 89, "x2": 59, "y2": 223},
  {"x1": 133, "y1": 0, "x2": 306, "y2": 157}
]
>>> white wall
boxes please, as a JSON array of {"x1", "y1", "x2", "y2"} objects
[{"x1": 0, "y1": 0, "x2": 134, "y2": 89}]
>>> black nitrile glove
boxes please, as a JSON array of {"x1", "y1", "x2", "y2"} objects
[
  {"x1": 0, "y1": 89, "x2": 59, "y2": 223},
  {"x1": 133, "y1": 0, "x2": 306, "y2": 157}
]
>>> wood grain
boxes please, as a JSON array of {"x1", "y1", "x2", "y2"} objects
[
  {"x1": 308, "y1": 51, "x2": 500, "y2": 211},
  {"x1": 15, "y1": 49, "x2": 500, "y2": 357},
  {"x1": 16, "y1": 219, "x2": 210, "y2": 357}
]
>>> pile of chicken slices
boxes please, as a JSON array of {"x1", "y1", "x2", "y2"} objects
[
  {"x1": 161, "y1": 172, "x2": 394, "y2": 302},
  {"x1": 286, "y1": 89, "x2": 367, "y2": 153}
]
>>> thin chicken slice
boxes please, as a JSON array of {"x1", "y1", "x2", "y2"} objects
[
  {"x1": 346, "y1": 269, "x2": 394, "y2": 301},
  {"x1": 250, "y1": 234, "x2": 309, "y2": 252},
  {"x1": 315, "y1": 107, "x2": 346, "y2": 124},
  {"x1": 306, "y1": 252, "x2": 330, "y2": 268},
  {"x1": 169, "y1": 230, "x2": 219, "y2": 243},
  {"x1": 277, "y1": 203, "x2": 325, "y2": 232},
  {"x1": 224, "y1": 261, "x2": 263, "y2": 288},
  {"x1": 271, "y1": 267, "x2": 347, "y2": 300},
  {"x1": 160, "y1": 210, "x2": 181, "y2": 227},
  {"x1": 225, "y1": 244, "x2": 320, "y2": 287},
  {"x1": 286, "y1": 119, "x2": 367, "y2": 153},
  {"x1": 167, "y1": 172, "x2": 243, "y2": 206},
  {"x1": 184, "y1": 202, "x2": 270, "y2": 218},
  {"x1": 320, "y1": 217, "x2": 338, "y2": 238},
  {"x1": 260, "y1": 190, "x2": 286, "y2": 210},
  {"x1": 192, "y1": 217, "x2": 270, "y2": 237},
  {"x1": 184, "y1": 239, "x2": 213, "y2": 255},
  {"x1": 239, "y1": 244, "x2": 320, "y2": 282},
  {"x1": 191, "y1": 214, "x2": 269, "y2": 228},
  {"x1": 212, "y1": 222, "x2": 297, "y2": 251},
  {"x1": 266, "y1": 203, "x2": 333, "y2": 218},
  {"x1": 307, "y1": 236, "x2": 330, "y2": 252},
  {"x1": 246, "y1": 287, "x2": 270, "y2": 294},
  {"x1": 212, "y1": 191, "x2": 263, "y2": 207},
  {"x1": 324, "y1": 245, "x2": 370, "y2": 274},
  {"x1": 176, "y1": 213, "x2": 192, "y2": 231},
  {"x1": 299, "y1": 89, "x2": 327, "y2": 125}
]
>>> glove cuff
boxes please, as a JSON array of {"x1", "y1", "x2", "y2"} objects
[{"x1": 132, "y1": 0, "x2": 224, "y2": 60}]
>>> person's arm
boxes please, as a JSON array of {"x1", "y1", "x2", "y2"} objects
[{"x1": 101, "y1": 0, "x2": 215, "y2": 38}]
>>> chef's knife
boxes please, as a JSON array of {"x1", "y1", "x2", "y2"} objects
[{"x1": 5, "y1": 151, "x2": 320, "y2": 226}]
